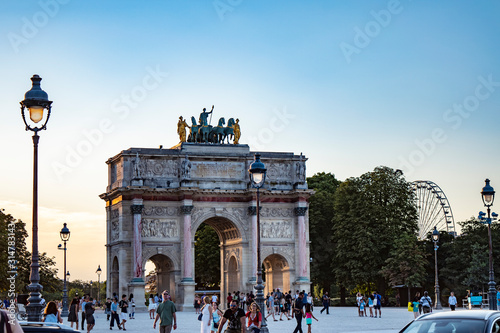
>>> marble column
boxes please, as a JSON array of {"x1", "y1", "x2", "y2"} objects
[
  {"x1": 179, "y1": 203, "x2": 196, "y2": 311},
  {"x1": 181, "y1": 205, "x2": 194, "y2": 281},
  {"x1": 130, "y1": 204, "x2": 144, "y2": 279},
  {"x1": 295, "y1": 207, "x2": 308, "y2": 280},
  {"x1": 248, "y1": 206, "x2": 258, "y2": 282}
]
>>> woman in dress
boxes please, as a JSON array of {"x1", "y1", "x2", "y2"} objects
[
  {"x1": 68, "y1": 297, "x2": 80, "y2": 328},
  {"x1": 194, "y1": 295, "x2": 201, "y2": 314},
  {"x1": 211, "y1": 302, "x2": 223, "y2": 332},
  {"x1": 128, "y1": 294, "x2": 135, "y2": 319},
  {"x1": 200, "y1": 296, "x2": 212, "y2": 333},
  {"x1": 148, "y1": 294, "x2": 156, "y2": 319},
  {"x1": 245, "y1": 302, "x2": 262, "y2": 333},
  {"x1": 42, "y1": 301, "x2": 63, "y2": 323}
]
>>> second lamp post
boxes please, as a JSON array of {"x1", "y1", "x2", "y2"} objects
[
  {"x1": 431, "y1": 226, "x2": 442, "y2": 310},
  {"x1": 248, "y1": 153, "x2": 268, "y2": 333},
  {"x1": 59, "y1": 223, "x2": 70, "y2": 317}
]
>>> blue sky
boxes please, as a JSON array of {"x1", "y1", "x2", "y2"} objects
[{"x1": 0, "y1": 0, "x2": 499, "y2": 280}]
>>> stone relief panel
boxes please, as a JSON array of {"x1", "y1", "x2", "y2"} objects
[
  {"x1": 259, "y1": 207, "x2": 294, "y2": 218},
  {"x1": 191, "y1": 161, "x2": 245, "y2": 179},
  {"x1": 111, "y1": 220, "x2": 119, "y2": 241},
  {"x1": 141, "y1": 219, "x2": 179, "y2": 238},
  {"x1": 143, "y1": 206, "x2": 179, "y2": 217},
  {"x1": 138, "y1": 159, "x2": 178, "y2": 178},
  {"x1": 266, "y1": 163, "x2": 292, "y2": 182},
  {"x1": 261, "y1": 220, "x2": 293, "y2": 239}
]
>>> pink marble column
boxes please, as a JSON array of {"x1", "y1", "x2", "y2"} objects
[
  {"x1": 182, "y1": 205, "x2": 194, "y2": 281},
  {"x1": 249, "y1": 206, "x2": 258, "y2": 279},
  {"x1": 295, "y1": 207, "x2": 308, "y2": 279},
  {"x1": 131, "y1": 204, "x2": 144, "y2": 279}
]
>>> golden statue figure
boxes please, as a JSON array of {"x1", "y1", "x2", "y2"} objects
[
  {"x1": 177, "y1": 116, "x2": 190, "y2": 142},
  {"x1": 233, "y1": 118, "x2": 241, "y2": 144}
]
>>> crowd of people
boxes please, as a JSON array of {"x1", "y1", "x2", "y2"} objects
[{"x1": 355, "y1": 291, "x2": 383, "y2": 318}]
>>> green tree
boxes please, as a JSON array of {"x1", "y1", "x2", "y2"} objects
[
  {"x1": 332, "y1": 166, "x2": 418, "y2": 296},
  {"x1": 380, "y1": 232, "x2": 427, "y2": 289},
  {"x1": 307, "y1": 172, "x2": 340, "y2": 293},
  {"x1": 195, "y1": 223, "x2": 220, "y2": 289}
]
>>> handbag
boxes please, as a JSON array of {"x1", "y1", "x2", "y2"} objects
[
  {"x1": 197, "y1": 313, "x2": 203, "y2": 321},
  {"x1": 407, "y1": 302, "x2": 413, "y2": 312}
]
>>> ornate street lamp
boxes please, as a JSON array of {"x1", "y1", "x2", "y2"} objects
[
  {"x1": 431, "y1": 227, "x2": 442, "y2": 310},
  {"x1": 20, "y1": 75, "x2": 53, "y2": 322},
  {"x1": 248, "y1": 153, "x2": 268, "y2": 333},
  {"x1": 90, "y1": 281, "x2": 93, "y2": 298},
  {"x1": 479, "y1": 179, "x2": 497, "y2": 310},
  {"x1": 59, "y1": 223, "x2": 70, "y2": 317},
  {"x1": 66, "y1": 271, "x2": 70, "y2": 281},
  {"x1": 96, "y1": 265, "x2": 102, "y2": 303}
]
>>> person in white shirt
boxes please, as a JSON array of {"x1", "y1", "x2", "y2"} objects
[{"x1": 448, "y1": 291, "x2": 457, "y2": 311}]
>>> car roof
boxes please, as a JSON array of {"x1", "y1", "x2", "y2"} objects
[{"x1": 415, "y1": 310, "x2": 500, "y2": 321}]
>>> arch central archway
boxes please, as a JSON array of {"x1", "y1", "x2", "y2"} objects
[
  {"x1": 194, "y1": 216, "x2": 245, "y2": 301},
  {"x1": 146, "y1": 254, "x2": 176, "y2": 301}
]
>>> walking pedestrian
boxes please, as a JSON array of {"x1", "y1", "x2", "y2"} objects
[
  {"x1": 119, "y1": 294, "x2": 128, "y2": 330},
  {"x1": 448, "y1": 291, "x2": 457, "y2": 311},
  {"x1": 304, "y1": 303, "x2": 318, "y2": 333},
  {"x1": 149, "y1": 294, "x2": 156, "y2": 319},
  {"x1": 200, "y1": 296, "x2": 213, "y2": 333},
  {"x1": 420, "y1": 291, "x2": 433, "y2": 314},
  {"x1": 211, "y1": 302, "x2": 223, "y2": 332},
  {"x1": 320, "y1": 292, "x2": 329, "y2": 314},
  {"x1": 153, "y1": 290, "x2": 177, "y2": 333},
  {"x1": 81, "y1": 295, "x2": 89, "y2": 330},
  {"x1": 412, "y1": 295, "x2": 420, "y2": 319},
  {"x1": 194, "y1": 295, "x2": 201, "y2": 314},
  {"x1": 105, "y1": 298, "x2": 112, "y2": 321},
  {"x1": 265, "y1": 292, "x2": 278, "y2": 321},
  {"x1": 68, "y1": 297, "x2": 79, "y2": 328},
  {"x1": 216, "y1": 299, "x2": 245, "y2": 333},
  {"x1": 110, "y1": 297, "x2": 121, "y2": 330},
  {"x1": 292, "y1": 292, "x2": 305, "y2": 333},
  {"x1": 128, "y1": 294, "x2": 135, "y2": 319},
  {"x1": 306, "y1": 292, "x2": 313, "y2": 311},
  {"x1": 85, "y1": 297, "x2": 95, "y2": 333},
  {"x1": 373, "y1": 292, "x2": 382, "y2": 318}
]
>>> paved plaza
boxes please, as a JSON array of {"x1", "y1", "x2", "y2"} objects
[{"x1": 59, "y1": 306, "x2": 467, "y2": 333}]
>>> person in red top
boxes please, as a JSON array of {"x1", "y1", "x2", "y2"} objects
[
  {"x1": 227, "y1": 293, "x2": 233, "y2": 309},
  {"x1": 245, "y1": 302, "x2": 262, "y2": 333}
]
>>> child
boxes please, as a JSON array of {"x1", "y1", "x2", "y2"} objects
[
  {"x1": 303, "y1": 303, "x2": 318, "y2": 333},
  {"x1": 368, "y1": 295, "x2": 374, "y2": 317},
  {"x1": 359, "y1": 298, "x2": 365, "y2": 317}
]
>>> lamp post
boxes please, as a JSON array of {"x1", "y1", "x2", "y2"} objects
[
  {"x1": 20, "y1": 75, "x2": 53, "y2": 322},
  {"x1": 479, "y1": 179, "x2": 497, "y2": 310},
  {"x1": 90, "y1": 281, "x2": 93, "y2": 299},
  {"x1": 248, "y1": 153, "x2": 268, "y2": 333},
  {"x1": 96, "y1": 265, "x2": 102, "y2": 304},
  {"x1": 66, "y1": 271, "x2": 70, "y2": 282},
  {"x1": 58, "y1": 223, "x2": 70, "y2": 317},
  {"x1": 432, "y1": 226, "x2": 442, "y2": 310}
]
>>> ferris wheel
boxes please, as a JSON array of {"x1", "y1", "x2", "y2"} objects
[{"x1": 411, "y1": 180, "x2": 456, "y2": 240}]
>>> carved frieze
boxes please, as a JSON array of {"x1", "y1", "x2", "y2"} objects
[
  {"x1": 139, "y1": 159, "x2": 178, "y2": 178},
  {"x1": 110, "y1": 209, "x2": 120, "y2": 219},
  {"x1": 143, "y1": 206, "x2": 179, "y2": 217},
  {"x1": 141, "y1": 219, "x2": 179, "y2": 238},
  {"x1": 260, "y1": 207, "x2": 294, "y2": 218},
  {"x1": 191, "y1": 161, "x2": 245, "y2": 179},
  {"x1": 266, "y1": 163, "x2": 292, "y2": 181},
  {"x1": 261, "y1": 221, "x2": 292, "y2": 238},
  {"x1": 111, "y1": 220, "x2": 119, "y2": 241}
]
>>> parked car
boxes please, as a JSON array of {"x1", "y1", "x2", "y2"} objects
[
  {"x1": 20, "y1": 322, "x2": 79, "y2": 333},
  {"x1": 399, "y1": 310, "x2": 500, "y2": 333}
]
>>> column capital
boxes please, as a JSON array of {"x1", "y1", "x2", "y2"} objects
[
  {"x1": 248, "y1": 206, "x2": 257, "y2": 216},
  {"x1": 131, "y1": 204, "x2": 144, "y2": 215},
  {"x1": 181, "y1": 205, "x2": 194, "y2": 215},
  {"x1": 294, "y1": 207, "x2": 308, "y2": 216}
]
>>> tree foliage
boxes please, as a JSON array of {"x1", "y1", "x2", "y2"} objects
[
  {"x1": 307, "y1": 172, "x2": 340, "y2": 292},
  {"x1": 195, "y1": 223, "x2": 220, "y2": 289},
  {"x1": 331, "y1": 166, "x2": 418, "y2": 293}
]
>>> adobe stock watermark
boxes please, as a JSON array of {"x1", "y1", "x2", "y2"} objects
[
  {"x1": 339, "y1": 0, "x2": 403, "y2": 64},
  {"x1": 51, "y1": 65, "x2": 169, "y2": 182},
  {"x1": 6, "y1": 219, "x2": 18, "y2": 323},
  {"x1": 213, "y1": 0, "x2": 243, "y2": 21},
  {"x1": 247, "y1": 107, "x2": 295, "y2": 150},
  {"x1": 399, "y1": 74, "x2": 500, "y2": 175},
  {"x1": 8, "y1": 0, "x2": 70, "y2": 54}
]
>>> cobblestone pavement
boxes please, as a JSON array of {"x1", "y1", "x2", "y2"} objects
[{"x1": 63, "y1": 306, "x2": 464, "y2": 333}]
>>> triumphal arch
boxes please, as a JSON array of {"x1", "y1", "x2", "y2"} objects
[{"x1": 100, "y1": 112, "x2": 313, "y2": 311}]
